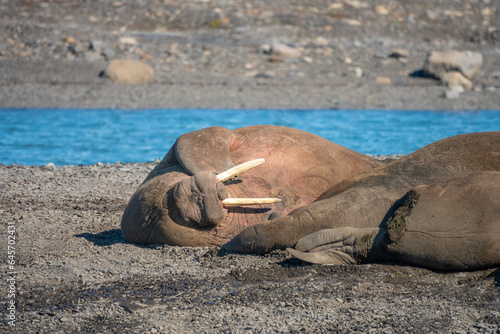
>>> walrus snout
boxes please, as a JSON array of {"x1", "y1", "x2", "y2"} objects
[{"x1": 173, "y1": 171, "x2": 228, "y2": 228}]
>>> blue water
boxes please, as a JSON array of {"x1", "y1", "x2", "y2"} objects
[{"x1": 1, "y1": 109, "x2": 499, "y2": 166}]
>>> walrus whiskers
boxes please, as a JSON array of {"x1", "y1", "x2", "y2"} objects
[{"x1": 216, "y1": 158, "x2": 265, "y2": 182}]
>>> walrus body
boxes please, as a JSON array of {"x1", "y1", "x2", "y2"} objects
[
  {"x1": 224, "y1": 132, "x2": 500, "y2": 271},
  {"x1": 121, "y1": 125, "x2": 381, "y2": 246}
]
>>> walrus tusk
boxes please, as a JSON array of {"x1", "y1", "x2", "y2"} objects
[
  {"x1": 222, "y1": 198, "x2": 282, "y2": 207},
  {"x1": 216, "y1": 158, "x2": 265, "y2": 182}
]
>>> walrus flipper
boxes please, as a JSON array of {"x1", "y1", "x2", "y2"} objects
[
  {"x1": 288, "y1": 227, "x2": 383, "y2": 265},
  {"x1": 175, "y1": 126, "x2": 236, "y2": 175}
]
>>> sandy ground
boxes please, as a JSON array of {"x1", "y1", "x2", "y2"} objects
[{"x1": 1, "y1": 0, "x2": 500, "y2": 333}]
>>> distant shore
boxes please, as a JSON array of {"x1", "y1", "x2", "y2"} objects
[{"x1": 1, "y1": 1, "x2": 499, "y2": 111}]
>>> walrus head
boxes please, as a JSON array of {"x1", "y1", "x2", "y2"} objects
[{"x1": 121, "y1": 159, "x2": 281, "y2": 246}]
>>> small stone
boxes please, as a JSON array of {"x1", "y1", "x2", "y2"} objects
[
  {"x1": 344, "y1": 57, "x2": 353, "y2": 64},
  {"x1": 312, "y1": 36, "x2": 328, "y2": 46},
  {"x1": 328, "y1": 3, "x2": 344, "y2": 10},
  {"x1": 42, "y1": 163, "x2": 56, "y2": 171},
  {"x1": 103, "y1": 59, "x2": 154, "y2": 84},
  {"x1": 150, "y1": 329, "x2": 158, "y2": 333},
  {"x1": 64, "y1": 36, "x2": 76, "y2": 44},
  {"x1": 271, "y1": 44, "x2": 301, "y2": 58},
  {"x1": 344, "y1": 0, "x2": 369, "y2": 9},
  {"x1": 376, "y1": 77, "x2": 392, "y2": 85},
  {"x1": 118, "y1": 37, "x2": 139, "y2": 45},
  {"x1": 345, "y1": 66, "x2": 363, "y2": 78},
  {"x1": 90, "y1": 39, "x2": 105, "y2": 51},
  {"x1": 302, "y1": 56, "x2": 313, "y2": 63},
  {"x1": 342, "y1": 18, "x2": 362, "y2": 26},
  {"x1": 260, "y1": 44, "x2": 272, "y2": 54},
  {"x1": 444, "y1": 89, "x2": 461, "y2": 99},
  {"x1": 96, "y1": 162, "x2": 104, "y2": 166},
  {"x1": 375, "y1": 5, "x2": 389, "y2": 15},
  {"x1": 441, "y1": 71, "x2": 473, "y2": 90}
]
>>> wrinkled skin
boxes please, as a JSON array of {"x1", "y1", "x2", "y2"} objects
[
  {"x1": 224, "y1": 132, "x2": 500, "y2": 271},
  {"x1": 121, "y1": 125, "x2": 382, "y2": 246}
]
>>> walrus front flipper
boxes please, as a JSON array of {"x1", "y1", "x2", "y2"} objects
[
  {"x1": 288, "y1": 227, "x2": 383, "y2": 265},
  {"x1": 383, "y1": 172, "x2": 500, "y2": 271},
  {"x1": 175, "y1": 126, "x2": 236, "y2": 175}
]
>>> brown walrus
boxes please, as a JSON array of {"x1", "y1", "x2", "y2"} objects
[
  {"x1": 121, "y1": 125, "x2": 381, "y2": 246},
  {"x1": 223, "y1": 132, "x2": 500, "y2": 271}
]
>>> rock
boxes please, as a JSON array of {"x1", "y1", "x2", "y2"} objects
[
  {"x1": 328, "y1": 3, "x2": 344, "y2": 10},
  {"x1": 342, "y1": 18, "x2": 362, "y2": 26},
  {"x1": 260, "y1": 44, "x2": 272, "y2": 54},
  {"x1": 423, "y1": 50, "x2": 483, "y2": 80},
  {"x1": 89, "y1": 39, "x2": 105, "y2": 51},
  {"x1": 271, "y1": 44, "x2": 301, "y2": 58},
  {"x1": 302, "y1": 56, "x2": 313, "y2": 63},
  {"x1": 344, "y1": 1, "x2": 369, "y2": 9},
  {"x1": 41, "y1": 162, "x2": 56, "y2": 171},
  {"x1": 64, "y1": 36, "x2": 76, "y2": 44},
  {"x1": 103, "y1": 59, "x2": 154, "y2": 84},
  {"x1": 118, "y1": 37, "x2": 139, "y2": 45},
  {"x1": 441, "y1": 71, "x2": 473, "y2": 90},
  {"x1": 444, "y1": 89, "x2": 461, "y2": 99},
  {"x1": 376, "y1": 77, "x2": 392, "y2": 85},
  {"x1": 345, "y1": 66, "x2": 363, "y2": 78},
  {"x1": 312, "y1": 36, "x2": 328, "y2": 46},
  {"x1": 375, "y1": 5, "x2": 389, "y2": 15}
]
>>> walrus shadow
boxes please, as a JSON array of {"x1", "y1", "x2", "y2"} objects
[
  {"x1": 75, "y1": 229, "x2": 126, "y2": 246},
  {"x1": 75, "y1": 229, "x2": 165, "y2": 249}
]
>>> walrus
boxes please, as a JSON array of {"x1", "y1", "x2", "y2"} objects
[
  {"x1": 121, "y1": 125, "x2": 381, "y2": 246},
  {"x1": 223, "y1": 132, "x2": 500, "y2": 271}
]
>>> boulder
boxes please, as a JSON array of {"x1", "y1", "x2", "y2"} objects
[
  {"x1": 423, "y1": 50, "x2": 483, "y2": 80},
  {"x1": 271, "y1": 44, "x2": 301, "y2": 58},
  {"x1": 441, "y1": 71, "x2": 473, "y2": 90},
  {"x1": 103, "y1": 59, "x2": 154, "y2": 84}
]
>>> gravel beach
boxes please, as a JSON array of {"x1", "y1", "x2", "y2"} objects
[
  {"x1": 1, "y1": 162, "x2": 499, "y2": 333},
  {"x1": 1, "y1": 0, "x2": 500, "y2": 333}
]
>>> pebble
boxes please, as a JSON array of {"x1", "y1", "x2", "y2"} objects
[
  {"x1": 376, "y1": 77, "x2": 392, "y2": 85},
  {"x1": 302, "y1": 56, "x2": 313, "y2": 63},
  {"x1": 271, "y1": 44, "x2": 301, "y2": 58},
  {"x1": 345, "y1": 66, "x2": 363, "y2": 78},
  {"x1": 375, "y1": 5, "x2": 389, "y2": 15},
  {"x1": 42, "y1": 162, "x2": 56, "y2": 171},
  {"x1": 444, "y1": 89, "x2": 461, "y2": 99},
  {"x1": 312, "y1": 36, "x2": 328, "y2": 46}
]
